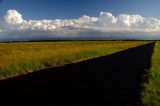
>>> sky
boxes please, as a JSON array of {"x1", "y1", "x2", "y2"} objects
[{"x1": 1, "y1": 0, "x2": 160, "y2": 41}]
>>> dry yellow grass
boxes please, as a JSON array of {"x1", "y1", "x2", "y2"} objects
[{"x1": 0, "y1": 41, "x2": 148, "y2": 79}]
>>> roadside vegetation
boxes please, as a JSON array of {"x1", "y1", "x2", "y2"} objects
[
  {"x1": 142, "y1": 41, "x2": 160, "y2": 106},
  {"x1": 0, "y1": 41, "x2": 148, "y2": 79}
]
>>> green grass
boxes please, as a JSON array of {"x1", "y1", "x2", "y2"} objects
[
  {"x1": 141, "y1": 41, "x2": 160, "y2": 106},
  {"x1": 0, "y1": 41, "x2": 148, "y2": 79}
]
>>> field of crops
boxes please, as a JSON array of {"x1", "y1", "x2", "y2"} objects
[
  {"x1": 142, "y1": 41, "x2": 160, "y2": 106},
  {"x1": 0, "y1": 41, "x2": 148, "y2": 79}
]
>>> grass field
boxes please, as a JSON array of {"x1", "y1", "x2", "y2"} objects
[
  {"x1": 0, "y1": 41, "x2": 148, "y2": 79},
  {"x1": 142, "y1": 41, "x2": 160, "y2": 106}
]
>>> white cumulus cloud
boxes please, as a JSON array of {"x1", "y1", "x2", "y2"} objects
[
  {"x1": 4, "y1": 9, "x2": 97, "y2": 31},
  {"x1": 4, "y1": 9, "x2": 160, "y2": 32},
  {"x1": 116, "y1": 14, "x2": 144, "y2": 27},
  {"x1": 1, "y1": 9, "x2": 160, "y2": 41},
  {"x1": 4, "y1": 9, "x2": 23, "y2": 25},
  {"x1": 94, "y1": 12, "x2": 117, "y2": 27}
]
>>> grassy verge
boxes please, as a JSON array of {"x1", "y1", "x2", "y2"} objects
[
  {"x1": 0, "y1": 41, "x2": 148, "y2": 79},
  {"x1": 141, "y1": 41, "x2": 160, "y2": 106}
]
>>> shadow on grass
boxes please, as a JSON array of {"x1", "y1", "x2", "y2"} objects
[{"x1": 0, "y1": 42, "x2": 155, "y2": 106}]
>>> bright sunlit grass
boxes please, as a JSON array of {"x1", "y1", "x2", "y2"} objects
[{"x1": 0, "y1": 41, "x2": 148, "y2": 79}]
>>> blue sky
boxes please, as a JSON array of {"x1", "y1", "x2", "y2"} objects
[
  {"x1": 1, "y1": 0, "x2": 160, "y2": 20},
  {"x1": 1, "y1": 0, "x2": 160, "y2": 40}
]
